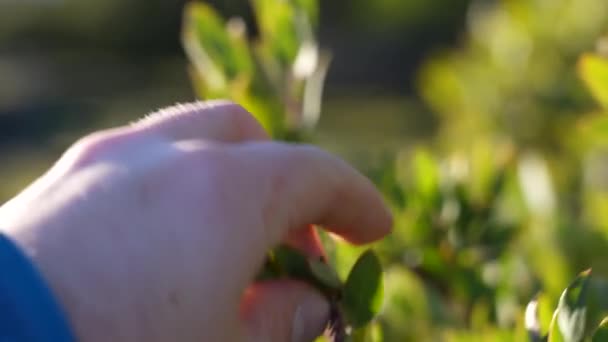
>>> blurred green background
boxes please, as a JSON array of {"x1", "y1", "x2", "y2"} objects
[
  {"x1": 4, "y1": 0, "x2": 608, "y2": 340},
  {"x1": 0, "y1": 0, "x2": 469, "y2": 200}
]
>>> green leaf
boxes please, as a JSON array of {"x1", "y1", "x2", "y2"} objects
[
  {"x1": 578, "y1": 54, "x2": 608, "y2": 109},
  {"x1": 309, "y1": 258, "x2": 342, "y2": 290},
  {"x1": 290, "y1": 0, "x2": 318, "y2": 27},
  {"x1": 549, "y1": 307, "x2": 565, "y2": 342},
  {"x1": 272, "y1": 245, "x2": 311, "y2": 279},
  {"x1": 341, "y1": 250, "x2": 384, "y2": 328},
  {"x1": 592, "y1": 317, "x2": 608, "y2": 341},
  {"x1": 350, "y1": 321, "x2": 383, "y2": 342},
  {"x1": 182, "y1": 3, "x2": 228, "y2": 96},
  {"x1": 182, "y1": 2, "x2": 285, "y2": 137},
  {"x1": 256, "y1": 255, "x2": 281, "y2": 281},
  {"x1": 231, "y1": 87, "x2": 284, "y2": 138},
  {"x1": 251, "y1": 0, "x2": 299, "y2": 66},
  {"x1": 268, "y1": 245, "x2": 341, "y2": 296},
  {"x1": 183, "y1": 3, "x2": 246, "y2": 96},
  {"x1": 412, "y1": 148, "x2": 439, "y2": 201},
  {"x1": 550, "y1": 269, "x2": 592, "y2": 342},
  {"x1": 183, "y1": 3, "x2": 253, "y2": 80}
]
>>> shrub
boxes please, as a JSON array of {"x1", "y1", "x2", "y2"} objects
[{"x1": 182, "y1": 0, "x2": 608, "y2": 340}]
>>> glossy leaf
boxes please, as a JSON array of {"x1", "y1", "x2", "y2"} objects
[
  {"x1": 550, "y1": 269, "x2": 592, "y2": 342},
  {"x1": 268, "y1": 245, "x2": 342, "y2": 297},
  {"x1": 341, "y1": 250, "x2": 384, "y2": 328},
  {"x1": 548, "y1": 308, "x2": 565, "y2": 342},
  {"x1": 309, "y1": 258, "x2": 342, "y2": 290},
  {"x1": 592, "y1": 317, "x2": 608, "y2": 341}
]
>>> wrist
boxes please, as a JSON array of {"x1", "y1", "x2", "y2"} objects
[
  {"x1": 2, "y1": 218, "x2": 135, "y2": 341},
  {"x1": 0, "y1": 231, "x2": 76, "y2": 340}
]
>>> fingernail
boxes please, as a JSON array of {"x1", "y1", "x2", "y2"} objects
[{"x1": 291, "y1": 294, "x2": 330, "y2": 342}]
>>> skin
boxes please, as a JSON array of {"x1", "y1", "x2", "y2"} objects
[{"x1": 0, "y1": 101, "x2": 392, "y2": 341}]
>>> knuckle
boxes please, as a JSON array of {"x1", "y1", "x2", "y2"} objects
[
  {"x1": 172, "y1": 144, "x2": 239, "y2": 184},
  {"x1": 224, "y1": 103, "x2": 268, "y2": 140},
  {"x1": 291, "y1": 143, "x2": 323, "y2": 157},
  {"x1": 65, "y1": 128, "x2": 143, "y2": 168},
  {"x1": 68, "y1": 130, "x2": 119, "y2": 166},
  {"x1": 183, "y1": 144, "x2": 234, "y2": 168},
  {"x1": 173, "y1": 146, "x2": 253, "y2": 209},
  {"x1": 284, "y1": 143, "x2": 330, "y2": 168}
]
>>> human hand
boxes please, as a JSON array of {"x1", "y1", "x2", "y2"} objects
[{"x1": 0, "y1": 101, "x2": 392, "y2": 341}]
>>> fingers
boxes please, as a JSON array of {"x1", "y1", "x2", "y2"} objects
[
  {"x1": 233, "y1": 143, "x2": 393, "y2": 247},
  {"x1": 56, "y1": 101, "x2": 267, "y2": 172},
  {"x1": 284, "y1": 225, "x2": 326, "y2": 259},
  {"x1": 240, "y1": 280, "x2": 329, "y2": 342},
  {"x1": 132, "y1": 100, "x2": 269, "y2": 143}
]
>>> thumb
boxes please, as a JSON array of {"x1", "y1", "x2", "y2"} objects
[{"x1": 241, "y1": 280, "x2": 330, "y2": 342}]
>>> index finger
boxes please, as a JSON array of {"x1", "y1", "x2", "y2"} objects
[
  {"x1": 232, "y1": 142, "x2": 393, "y2": 250},
  {"x1": 132, "y1": 100, "x2": 269, "y2": 143}
]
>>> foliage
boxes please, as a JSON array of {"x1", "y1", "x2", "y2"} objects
[
  {"x1": 182, "y1": 0, "x2": 608, "y2": 340},
  {"x1": 418, "y1": 0, "x2": 608, "y2": 151},
  {"x1": 341, "y1": 250, "x2": 384, "y2": 328},
  {"x1": 525, "y1": 270, "x2": 608, "y2": 342},
  {"x1": 182, "y1": 0, "x2": 329, "y2": 139},
  {"x1": 258, "y1": 246, "x2": 383, "y2": 340}
]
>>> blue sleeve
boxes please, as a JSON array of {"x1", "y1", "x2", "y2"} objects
[{"x1": 0, "y1": 233, "x2": 75, "y2": 341}]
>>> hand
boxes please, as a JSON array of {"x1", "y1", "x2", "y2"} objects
[{"x1": 0, "y1": 101, "x2": 392, "y2": 341}]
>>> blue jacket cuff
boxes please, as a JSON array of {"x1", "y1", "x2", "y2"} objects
[{"x1": 0, "y1": 233, "x2": 75, "y2": 341}]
